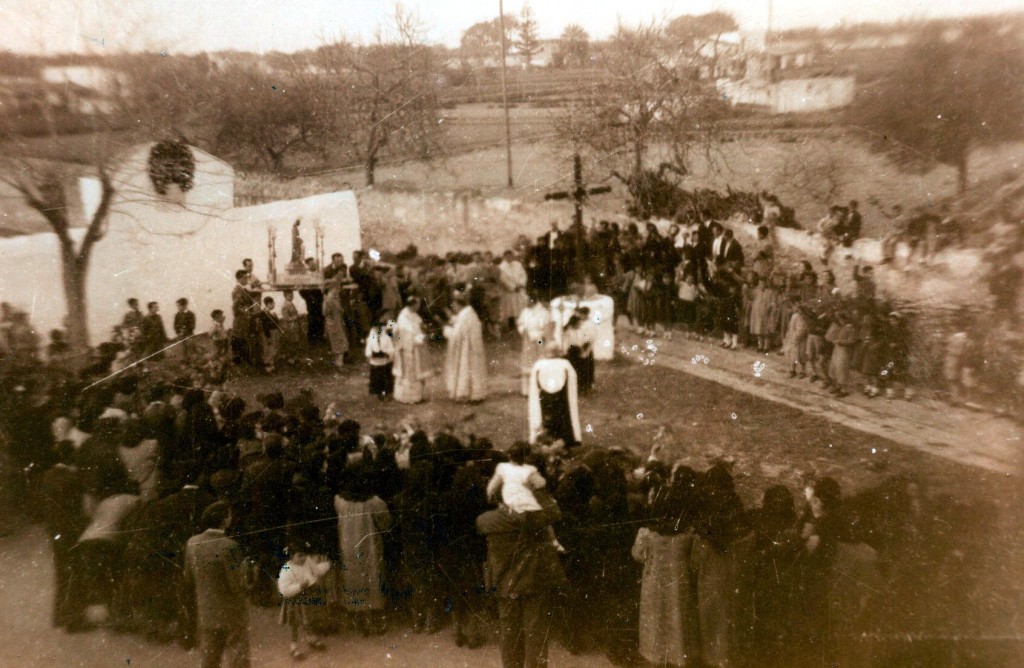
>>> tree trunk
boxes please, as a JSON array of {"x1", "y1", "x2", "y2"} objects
[
  {"x1": 60, "y1": 249, "x2": 89, "y2": 353},
  {"x1": 267, "y1": 147, "x2": 285, "y2": 174},
  {"x1": 365, "y1": 153, "x2": 377, "y2": 186},
  {"x1": 957, "y1": 147, "x2": 970, "y2": 194}
]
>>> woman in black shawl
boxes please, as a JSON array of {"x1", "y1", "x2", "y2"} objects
[
  {"x1": 440, "y1": 439, "x2": 497, "y2": 648},
  {"x1": 733, "y1": 485, "x2": 802, "y2": 667},
  {"x1": 396, "y1": 432, "x2": 444, "y2": 633}
]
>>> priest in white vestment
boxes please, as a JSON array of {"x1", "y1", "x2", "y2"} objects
[
  {"x1": 444, "y1": 292, "x2": 488, "y2": 403},
  {"x1": 516, "y1": 297, "x2": 552, "y2": 396},
  {"x1": 528, "y1": 350, "x2": 582, "y2": 446},
  {"x1": 393, "y1": 297, "x2": 427, "y2": 404},
  {"x1": 498, "y1": 250, "x2": 529, "y2": 329}
]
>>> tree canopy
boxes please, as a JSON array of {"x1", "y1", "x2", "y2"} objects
[
  {"x1": 515, "y1": 4, "x2": 541, "y2": 68},
  {"x1": 460, "y1": 17, "x2": 518, "y2": 62},
  {"x1": 559, "y1": 24, "x2": 590, "y2": 68},
  {"x1": 848, "y1": 18, "x2": 1024, "y2": 193}
]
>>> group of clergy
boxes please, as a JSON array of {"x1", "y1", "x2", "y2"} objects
[{"x1": 434, "y1": 282, "x2": 590, "y2": 450}]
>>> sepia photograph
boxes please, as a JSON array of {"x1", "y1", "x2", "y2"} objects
[{"x1": 1, "y1": 0, "x2": 1023, "y2": 666}]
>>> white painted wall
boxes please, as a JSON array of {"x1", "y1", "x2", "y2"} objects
[
  {"x1": 0, "y1": 144, "x2": 360, "y2": 344},
  {"x1": 0, "y1": 191, "x2": 361, "y2": 344}
]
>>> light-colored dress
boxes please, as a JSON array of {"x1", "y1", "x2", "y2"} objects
[
  {"x1": 517, "y1": 304, "x2": 552, "y2": 394},
  {"x1": 334, "y1": 495, "x2": 392, "y2": 611},
  {"x1": 393, "y1": 306, "x2": 426, "y2": 404},
  {"x1": 632, "y1": 527, "x2": 699, "y2": 668},
  {"x1": 444, "y1": 306, "x2": 488, "y2": 402},
  {"x1": 498, "y1": 260, "x2": 529, "y2": 322},
  {"x1": 487, "y1": 462, "x2": 543, "y2": 513},
  {"x1": 323, "y1": 289, "x2": 348, "y2": 363},
  {"x1": 749, "y1": 286, "x2": 777, "y2": 337}
]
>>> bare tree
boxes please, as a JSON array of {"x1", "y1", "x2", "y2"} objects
[
  {"x1": 317, "y1": 6, "x2": 444, "y2": 186},
  {"x1": 0, "y1": 156, "x2": 114, "y2": 351},
  {"x1": 0, "y1": 57, "x2": 218, "y2": 351},
  {"x1": 211, "y1": 64, "x2": 329, "y2": 174},
  {"x1": 555, "y1": 21, "x2": 727, "y2": 206}
]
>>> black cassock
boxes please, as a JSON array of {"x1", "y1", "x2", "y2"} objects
[{"x1": 528, "y1": 358, "x2": 582, "y2": 446}]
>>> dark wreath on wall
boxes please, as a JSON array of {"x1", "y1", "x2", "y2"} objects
[{"x1": 148, "y1": 140, "x2": 196, "y2": 195}]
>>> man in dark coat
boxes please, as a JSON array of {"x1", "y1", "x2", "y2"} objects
[
  {"x1": 718, "y1": 229, "x2": 745, "y2": 267},
  {"x1": 117, "y1": 480, "x2": 213, "y2": 645},
  {"x1": 477, "y1": 487, "x2": 566, "y2": 668},
  {"x1": 38, "y1": 444, "x2": 86, "y2": 629},
  {"x1": 184, "y1": 501, "x2": 250, "y2": 668},
  {"x1": 239, "y1": 435, "x2": 293, "y2": 604},
  {"x1": 140, "y1": 302, "x2": 169, "y2": 357}
]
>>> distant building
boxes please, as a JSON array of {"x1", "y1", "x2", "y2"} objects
[
  {"x1": 40, "y1": 65, "x2": 124, "y2": 96},
  {"x1": 514, "y1": 39, "x2": 563, "y2": 69},
  {"x1": 0, "y1": 74, "x2": 112, "y2": 117},
  {"x1": 714, "y1": 32, "x2": 854, "y2": 114}
]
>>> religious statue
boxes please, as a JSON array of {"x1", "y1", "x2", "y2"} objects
[{"x1": 288, "y1": 219, "x2": 306, "y2": 271}]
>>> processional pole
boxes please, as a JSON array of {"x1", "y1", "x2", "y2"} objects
[{"x1": 498, "y1": 0, "x2": 514, "y2": 188}]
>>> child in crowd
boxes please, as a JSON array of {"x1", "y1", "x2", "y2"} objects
[
  {"x1": 628, "y1": 268, "x2": 651, "y2": 336},
  {"x1": 173, "y1": 298, "x2": 196, "y2": 359},
  {"x1": 364, "y1": 318, "x2": 395, "y2": 401},
  {"x1": 879, "y1": 312, "x2": 911, "y2": 399},
  {"x1": 258, "y1": 296, "x2": 279, "y2": 373},
  {"x1": 487, "y1": 442, "x2": 565, "y2": 553},
  {"x1": 825, "y1": 310, "x2": 859, "y2": 398},
  {"x1": 805, "y1": 303, "x2": 830, "y2": 385},
  {"x1": 675, "y1": 269, "x2": 698, "y2": 339},
  {"x1": 279, "y1": 290, "x2": 301, "y2": 366},
  {"x1": 656, "y1": 271, "x2": 676, "y2": 339},
  {"x1": 278, "y1": 551, "x2": 331, "y2": 660},
  {"x1": 749, "y1": 273, "x2": 778, "y2": 353},
  {"x1": 209, "y1": 310, "x2": 229, "y2": 360},
  {"x1": 784, "y1": 301, "x2": 810, "y2": 378}
]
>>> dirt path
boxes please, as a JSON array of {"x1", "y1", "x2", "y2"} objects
[{"x1": 615, "y1": 328, "x2": 1024, "y2": 476}]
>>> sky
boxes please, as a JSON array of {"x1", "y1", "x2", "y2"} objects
[{"x1": 3, "y1": 0, "x2": 1024, "y2": 54}]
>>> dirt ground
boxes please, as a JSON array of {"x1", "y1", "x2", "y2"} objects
[{"x1": 2, "y1": 334, "x2": 1023, "y2": 666}]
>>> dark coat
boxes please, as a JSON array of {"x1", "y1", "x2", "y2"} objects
[
  {"x1": 140, "y1": 314, "x2": 169, "y2": 354},
  {"x1": 476, "y1": 489, "x2": 565, "y2": 598},
  {"x1": 174, "y1": 310, "x2": 196, "y2": 338},
  {"x1": 719, "y1": 238, "x2": 745, "y2": 266},
  {"x1": 184, "y1": 529, "x2": 249, "y2": 630}
]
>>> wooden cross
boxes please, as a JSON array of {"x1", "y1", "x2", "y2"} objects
[{"x1": 544, "y1": 153, "x2": 612, "y2": 229}]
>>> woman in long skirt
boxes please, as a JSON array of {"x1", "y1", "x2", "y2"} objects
[
  {"x1": 632, "y1": 466, "x2": 701, "y2": 667},
  {"x1": 335, "y1": 466, "x2": 393, "y2": 636},
  {"x1": 323, "y1": 285, "x2": 348, "y2": 370}
]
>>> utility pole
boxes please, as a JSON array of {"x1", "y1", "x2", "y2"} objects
[{"x1": 498, "y1": 0, "x2": 514, "y2": 188}]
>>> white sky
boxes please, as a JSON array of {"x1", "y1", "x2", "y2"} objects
[{"x1": 3, "y1": 0, "x2": 1024, "y2": 54}]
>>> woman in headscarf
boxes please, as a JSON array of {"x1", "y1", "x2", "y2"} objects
[
  {"x1": 733, "y1": 485, "x2": 801, "y2": 667},
  {"x1": 632, "y1": 464, "x2": 701, "y2": 668},
  {"x1": 334, "y1": 462, "x2": 393, "y2": 636},
  {"x1": 396, "y1": 433, "x2": 444, "y2": 633},
  {"x1": 392, "y1": 296, "x2": 427, "y2": 404},
  {"x1": 322, "y1": 283, "x2": 348, "y2": 371},
  {"x1": 691, "y1": 463, "x2": 750, "y2": 668}
]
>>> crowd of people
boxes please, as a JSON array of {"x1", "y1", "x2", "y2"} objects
[
  {"x1": 7, "y1": 361, "x2": 883, "y2": 668},
  {"x1": 0, "y1": 206, "x2": 931, "y2": 668}
]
